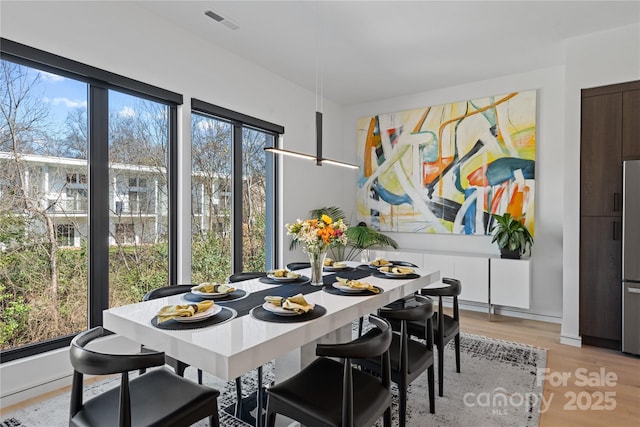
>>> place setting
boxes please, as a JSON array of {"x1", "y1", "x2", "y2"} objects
[
  {"x1": 150, "y1": 300, "x2": 236, "y2": 330},
  {"x1": 323, "y1": 276, "x2": 383, "y2": 296},
  {"x1": 373, "y1": 265, "x2": 421, "y2": 279},
  {"x1": 250, "y1": 293, "x2": 326, "y2": 323},
  {"x1": 322, "y1": 257, "x2": 354, "y2": 272},
  {"x1": 259, "y1": 269, "x2": 311, "y2": 285},
  {"x1": 183, "y1": 282, "x2": 248, "y2": 303}
]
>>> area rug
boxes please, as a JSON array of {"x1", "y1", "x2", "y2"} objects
[{"x1": 2, "y1": 331, "x2": 546, "y2": 427}]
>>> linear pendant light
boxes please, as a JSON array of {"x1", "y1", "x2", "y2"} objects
[
  {"x1": 264, "y1": 112, "x2": 358, "y2": 169},
  {"x1": 263, "y1": 3, "x2": 358, "y2": 170}
]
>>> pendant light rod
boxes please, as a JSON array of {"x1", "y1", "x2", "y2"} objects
[{"x1": 316, "y1": 111, "x2": 322, "y2": 166}]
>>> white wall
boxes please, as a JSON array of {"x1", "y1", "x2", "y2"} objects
[
  {"x1": 345, "y1": 66, "x2": 566, "y2": 320},
  {"x1": 561, "y1": 23, "x2": 640, "y2": 346}
]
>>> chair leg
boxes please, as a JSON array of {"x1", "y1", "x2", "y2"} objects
[
  {"x1": 265, "y1": 404, "x2": 276, "y2": 427},
  {"x1": 427, "y1": 365, "x2": 435, "y2": 414},
  {"x1": 198, "y1": 369, "x2": 203, "y2": 385},
  {"x1": 399, "y1": 380, "x2": 407, "y2": 427},
  {"x1": 235, "y1": 377, "x2": 243, "y2": 418},
  {"x1": 209, "y1": 401, "x2": 220, "y2": 427},
  {"x1": 454, "y1": 333, "x2": 461, "y2": 373},
  {"x1": 383, "y1": 406, "x2": 392, "y2": 427},
  {"x1": 358, "y1": 317, "x2": 364, "y2": 336},
  {"x1": 438, "y1": 346, "x2": 444, "y2": 397},
  {"x1": 256, "y1": 366, "x2": 264, "y2": 427}
]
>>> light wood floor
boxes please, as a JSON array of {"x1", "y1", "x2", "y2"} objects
[
  {"x1": 3, "y1": 311, "x2": 639, "y2": 426},
  {"x1": 460, "y1": 310, "x2": 640, "y2": 427}
]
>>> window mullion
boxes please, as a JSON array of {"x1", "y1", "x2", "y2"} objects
[
  {"x1": 88, "y1": 85, "x2": 110, "y2": 327},
  {"x1": 232, "y1": 124, "x2": 243, "y2": 273}
]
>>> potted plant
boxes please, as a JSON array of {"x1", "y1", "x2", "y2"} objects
[{"x1": 490, "y1": 213, "x2": 534, "y2": 259}]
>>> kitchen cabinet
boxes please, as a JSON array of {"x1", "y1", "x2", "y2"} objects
[
  {"x1": 580, "y1": 80, "x2": 639, "y2": 350},
  {"x1": 580, "y1": 92, "x2": 622, "y2": 217},
  {"x1": 622, "y1": 89, "x2": 640, "y2": 159}
]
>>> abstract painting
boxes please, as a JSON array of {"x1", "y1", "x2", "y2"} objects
[{"x1": 356, "y1": 90, "x2": 536, "y2": 235}]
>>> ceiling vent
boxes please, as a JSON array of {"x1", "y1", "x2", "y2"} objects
[{"x1": 205, "y1": 9, "x2": 239, "y2": 30}]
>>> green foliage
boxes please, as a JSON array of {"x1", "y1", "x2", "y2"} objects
[
  {"x1": 490, "y1": 213, "x2": 534, "y2": 256},
  {"x1": 0, "y1": 284, "x2": 31, "y2": 346},
  {"x1": 306, "y1": 206, "x2": 398, "y2": 261},
  {"x1": 192, "y1": 234, "x2": 232, "y2": 284}
]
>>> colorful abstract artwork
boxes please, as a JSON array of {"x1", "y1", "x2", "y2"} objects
[{"x1": 356, "y1": 90, "x2": 536, "y2": 235}]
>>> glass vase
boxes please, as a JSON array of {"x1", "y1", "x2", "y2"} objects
[{"x1": 307, "y1": 248, "x2": 328, "y2": 286}]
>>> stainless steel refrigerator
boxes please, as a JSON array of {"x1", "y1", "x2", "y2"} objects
[{"x1": 622, "y1": 160, "x2": 640, "y2": 355}]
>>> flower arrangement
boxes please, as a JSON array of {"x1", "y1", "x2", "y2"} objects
[{"x1": 286, "y1": 214, "x2": 348, "y2": 254}]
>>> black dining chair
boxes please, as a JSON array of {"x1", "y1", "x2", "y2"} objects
[
  {"x1": 140, "y1": 284, "x2": 204, "y2": 384},
  {"x1": 410, "y1": 277, "x2": 462, "y2": 397},
  {"x1": 355, "y1": 295, "x2": 435, "y2": 426},
  {"x1": 285, "y1": 262, "x2": 310, "y2": 271},
  {"x1": 227, "y1": 271, "x2": 267, "y2": 282},
  {"x1": 265, "y1": 315, "x2": 393, "y2": 427},
  {"x1": 69, "y1": 326, "x2": 220, "y2": 427}
]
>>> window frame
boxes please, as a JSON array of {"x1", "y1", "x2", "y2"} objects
[
  {"x1": 0, "y1": 38, "x2": 182, "y2": 362},
  {"x1": 191, "y1": 99, "x2": 282, "y2": 274}
]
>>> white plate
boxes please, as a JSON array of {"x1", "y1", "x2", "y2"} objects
[
  {"x1": 332, "y1": 282, "x2": 368, "y2": 293},
  {"x1": 173, "y1": 304, "x2": 222, "y2": 323},
  {"x1": 369, "y1": 260, "x2": 392, "y2": 268},
  {"x1": 379, "y1": 268, "x2": 414, "y2": 278},
  {"x1": 262, "y1": 302, "x2": 311, "y2": 316},
  {"x1": 267, "y1": 274, "x2": 301, "y2": 282},
  {"x1": 190, "y1": 286, "x2": 234, "y2": 297}
]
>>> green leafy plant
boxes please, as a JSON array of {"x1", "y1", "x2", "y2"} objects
[
  {"x1": 301, "y1": 206, "x2": 398, "y2": 261},
  {"x1": 490, "y1": 213, "x2": 534, "y2": 258}
]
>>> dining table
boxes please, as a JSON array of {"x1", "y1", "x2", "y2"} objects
[{"x1": 102, "y1": 261, "x2": 440, "y2": 423}]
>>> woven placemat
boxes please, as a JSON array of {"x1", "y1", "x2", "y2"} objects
[
  {"x1": 150, "y1": 307, "x2": 236, "y2": 330},
  {"x1": 259, "y1": 275, "x2": 311, "y2": 285},
  {"x1": 249, "y1": 304, "x2": 326, "y2": 323},
  {"x1": 183, "y1": 289, "x2": 248, "y2": 303},
  {"x1": 372, "y1": 271, "x2": 421, "y2": 280},
  {"x1": 322, "y1": 284, "x2": 383, "y2": 296}
]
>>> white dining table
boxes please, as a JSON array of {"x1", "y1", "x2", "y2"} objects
[{"x1": 102, "y1": 262, "x2": 440, "y2": 383}]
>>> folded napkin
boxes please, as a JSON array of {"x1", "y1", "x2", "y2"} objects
[
  {"x1": 336, "y1": 277, "x2": 380, "y2": 293},
  {"x1": 193, "y1": 283, "x2": 235, "y2": 294},
  {"x1": 268, "y1": 269, "x2": 301, "y2": 279},
  {"x1": 156, "y1": 301, "x2": 214, "y2": 323},
  {"x1": 378, "y1": 266, "x2": 414, "y2": 274},
  {"x1": 264, "y1": 293, "x2": 314, "y2": 313}
]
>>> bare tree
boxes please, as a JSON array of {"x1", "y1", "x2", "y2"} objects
[{"x1": 0, "y1": 61, "x2": 63, "y2": 306}]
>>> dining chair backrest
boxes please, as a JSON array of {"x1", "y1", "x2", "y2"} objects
[
  {"x1": 143, "y1": 284, "x2": 193, "y2": 301},
  {"x1": 227, "y1": 271, "x2": 266, "y2": 283},
  {"x1": 286, "y1": 262, "x2": 310, "y2": 271},
  {"x1": 69, "y1": 326, "x2": 220, "y2": 427}
]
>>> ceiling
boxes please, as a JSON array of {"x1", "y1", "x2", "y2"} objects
[{"x1": 137, "y1": 1, "x2": 640, "y2": 105}]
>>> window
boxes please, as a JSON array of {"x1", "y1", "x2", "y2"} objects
[
  {"x1": 56, "y1": 224, "x2": 75, "y2": 247},
  {"x1": 0, "y1": 39, "x2": 181, "y2": 361},
  {"x1": 191, "y1": 100, "x2": 281, "y2": 283}
]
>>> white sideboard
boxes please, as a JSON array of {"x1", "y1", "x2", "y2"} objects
[{"x1": 369, "y1": 249, "x2": 531, "y2": 312}]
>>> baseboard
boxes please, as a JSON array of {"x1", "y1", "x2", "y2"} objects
[
  {"x1": 452, "y1": 300, "x2": 563, "y2": 324},
  {"x1": 560, "y1": 334, "x2": 582, "y2": 347}
]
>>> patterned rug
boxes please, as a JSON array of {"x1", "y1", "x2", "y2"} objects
[{"x1": 3, "y1": 329, "x2": 546, "y2": 427}]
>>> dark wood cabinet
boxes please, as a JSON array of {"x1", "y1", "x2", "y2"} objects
[
  {"x1": 622, "y1": 90, "x2": 640, "y2": 159},
  {"x1": 580, "y1": 80, "x2": 640, "y2": 350},
  {"x1": 579, "y1": 216, "x2": 622, "y2": 346},
  {"x1": 580, "y1": 93, "x2": 622, "y2": 217}
]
